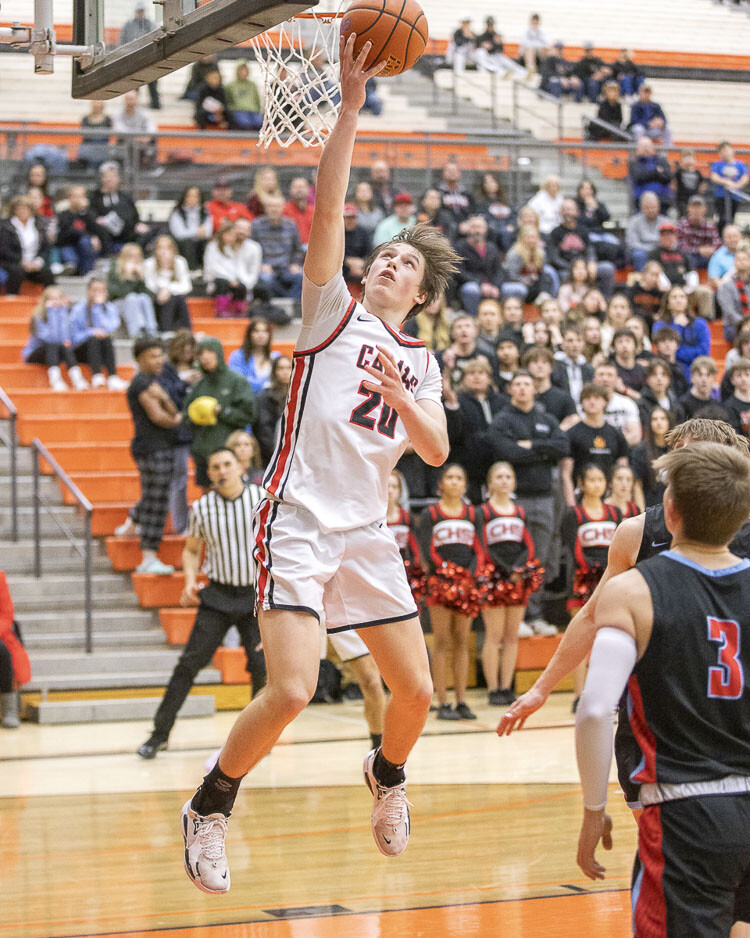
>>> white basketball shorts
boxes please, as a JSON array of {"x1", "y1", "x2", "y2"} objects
[
  {"x1": 328, "y1": 628, "x2": 370, "y2": 662},
  {"x1": 253, "y1": 497, "x2": 418, "y2": 633}
]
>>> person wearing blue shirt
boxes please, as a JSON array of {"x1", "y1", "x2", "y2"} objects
[
  {"x1": 710, "y1": 141, "x2": 749, "y2": 233},
  {"x1": 652, "y1": 284, "x2": 711, "y2": 382},
  {"x1": 227, "y1": 316, "x2": 280, "y2": 395},
  {"x1": 22, "y1": 286, "x2": 89, "y2": 391},
  {"x1": 70, "y1": 277, "x2": 127, "y2": 390},
  {"x1": 708, "y1": 224, "x2": 743, "y2": 290},
  {"x1": 628, "y1": 85, "x2": 671, "y2": 146}
]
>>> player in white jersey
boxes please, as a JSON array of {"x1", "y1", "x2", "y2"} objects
[{"x1": 181, "y1": 35, "x2": 461, "y2": 895}]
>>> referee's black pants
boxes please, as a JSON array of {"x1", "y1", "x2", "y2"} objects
[{"x1": 152, "y1": 582, "x2": 266, "y2": 740}]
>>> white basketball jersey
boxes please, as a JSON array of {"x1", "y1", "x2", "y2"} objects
[{"x1": 264, "y1": 274, "x2": 442, "y2": 532}]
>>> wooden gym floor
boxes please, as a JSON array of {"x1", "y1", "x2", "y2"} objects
[{"x1": 2, "y1": 692, "x2": 636, "y2": 938}]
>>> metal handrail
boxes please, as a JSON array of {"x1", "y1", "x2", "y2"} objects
[
  {"x1": 31, "y1": 438, "x2": 94, "y2": 653},
  {"x1": 0, "y1": 386, "x2": 18, "y2": 542},
  {"x1": 582, "y1": 114, "x2": 634, "y2": 143}
]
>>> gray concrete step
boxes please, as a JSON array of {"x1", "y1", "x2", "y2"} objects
[
  {"x1": 0, "y1": 475, "x2": 62, "y2": 507},
  {"x1": 29, "y1": 649, "x2": 182, "y2": 676},
  {"x1": 28, "y1": 693, "x2": 216, "y2": 724},
  {"x1": 0, "y1": 505, "x2": 87, "y2": 539},
  {"x1": 0, "y1": 538, "x2": 111, "y2": 574},
  {"x1": 12, "y1": 588, "x2": 141, "y2": 613},
  {"x1": 23, "y1": 628, "x2": 168, "y2": 650},
  {"x1": 24, "y1": 668, "x2": 221, "y2": 692},
  {"x1": 0, "y1": 447, "x2": 33, "y2": 475},
  {"x1": 6, "y1": 572, "x2": 133, "y2": 602},
  {"x1": 18, "y1": 608, "x2": 158, "y2": 634}
]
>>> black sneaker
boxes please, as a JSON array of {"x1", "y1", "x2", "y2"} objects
[
  {"x1": 137, "y1": 734, "x2": 168, "y2": 759},
  {"x1": 488, "y1": 689, "x2": 504, "y2": 706},
  {"x1": 436, "y1": 703, "x2": 460, "y2": 721},
  {"x1": 455, "y1": 702, "x2": 477, "y2": 720},
  {"x1": 499, "y1": 688, "x2": 517, "y2": 706}
]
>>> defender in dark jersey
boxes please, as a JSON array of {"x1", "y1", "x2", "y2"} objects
[{"x1": 576, "y1": 442, "x2": 750, "y2": 937}]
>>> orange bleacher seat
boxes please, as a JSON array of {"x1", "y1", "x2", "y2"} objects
[
  {"x1": 132, "y1": 572, "x2": 208, "y2": 608},
  {"x1": 515, "y1": 635, "x2": 562, "y2": 671},
  {"x1": 41, "y1": 442, "x2": 135, "y2": 474},
  {"x1": 213, "y1": 647, "x2": 250, "y2": 684},
  {"x1": 91, "y1": 504, "x2": 135, "y2": 537},
  {"x1": 9, "y1": 389, "x2": 129, "y2": 416},
  {"x1": 159, "y1": 607, "x2": 197, "y2": 644},
  {"x1": 0, "y1": 364, "x2": 134, "y2": 389},
  {"x1": 16, "y1": 414, "x2": 133, "y2": 446},
  {"x1": 59, "y1": 471, "x2": 202, "y2": 505},
  {"x1": 106, "y1": 535, "x2": 187, "y2": 571}
]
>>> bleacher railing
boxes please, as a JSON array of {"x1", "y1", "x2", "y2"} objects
[
  {"x1": 31, "y1": 438, "x2": 93, "y2": 654},
  {"x1": 0, "y1": 386, "x2": 18, "y2": 542}
]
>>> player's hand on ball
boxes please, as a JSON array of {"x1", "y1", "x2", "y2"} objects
[
  {"x1": 577, "y1": 810, "x2": 613, "y2": 881},
  {"x1": 339, "y1": 34, "x2": 386, "y2": 112},
  {"x1": 362, "y1": 345, "x2": 410, "y2": 410}
]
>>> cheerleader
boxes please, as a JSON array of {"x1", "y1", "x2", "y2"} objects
[
  {"x1": 605, "y1": 464, "x2": 641, "y2": 518},
  {"x1": 479, "y1": 462, "x2": 542, "y2": 707},
  {"x1": 563, "y1": 464, "x2": 621, "y2": 705},
  {"x1": 417, "y1": 464, "x2": 483, "y2": 722}
]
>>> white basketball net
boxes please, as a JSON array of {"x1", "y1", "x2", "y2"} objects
[{"x1": 250, "y1": 6, "x2": 345, "y2": 148}]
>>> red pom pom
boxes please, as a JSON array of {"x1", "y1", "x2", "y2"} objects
[{"x1": 426, "y1": 562, "x2": 479, "y2": 616}]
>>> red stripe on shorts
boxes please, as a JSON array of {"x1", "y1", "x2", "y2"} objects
[
  {"x1": 634, "y1": 805, "x2": 667, "y2": 937},
  {"x1": 254, "y1": 499, "x2": 273, "y2": 605},
  {"x1": 628, "y1": 674, "x2": 658, "y2": 784},
  {"x1": 266, "y1": 357, "x2": 306, "y2": 495}
]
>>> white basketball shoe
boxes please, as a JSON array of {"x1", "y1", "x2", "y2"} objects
[
  {"x1": 363, "y1": 749, "x2": 412, "y2": 857},
  {"x1": 181, "y1": 800, "x2": 231, "y2": 894}
]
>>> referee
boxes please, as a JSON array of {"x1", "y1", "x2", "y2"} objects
[{"x1": 137, "y1": 447, "x2": 266, "y2": 759}]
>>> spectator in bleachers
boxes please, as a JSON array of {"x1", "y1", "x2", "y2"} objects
[
  {"x1": 56, "y1": 185, "x2": 102, "y2": 276},
  {"x1": 548, "y1": 198, "x2": 615, "y2": 297},
  {"x1": 454, "y1": 215, "x2": 504, "y2": 314},
  {"x1": 351, "y1": 180, "x2": 384, "y2": 236},
  {"x1": 589, "y1": 81, "x2": 625, "y2": 142},
  {"x1": 203, "y1": 220, "x2": 262, "y2": 317},
  {"x1": 612, "y1": 48, "x2": 644, "y2": 99},
  {"x1": 630, "y1": 406, "x2": 672, "y2": 507},
  {"x1": 539, "y1": 42, "x2": 583, "y2": 101},
  {"x1": 283, "y1": 177, "x2": 314, "y2": 248},
  {"x1": 648, "y1": 221, "x2": 715, "y2": 320},
  {"x1": 518, "y1": 12, "x2": 549, "y2": 75},
  {"x1": 373, "y1": 192, "x2": 416, "y2": 245},
  {"x1": 498, "y1": 295, "x2": 526, "y2": 348},
  {"x1": 570, "y1": 287, "x2": 607, "y2": 327},
  {"x1": 561, "y1": 382, "x2": 628, "y2": 506},
  {"x1": 226, "y1": 429, "x2": 263, "y2": 485},
  {"x1": 626, "y1": 191, "x2": 669, "y2": 272},
  {"x1": 168, "y1": 186, "x2": 213, "y2": 272},
  {"x1": 626, "y1": 260, "x2": 665, "y2": 326},
  {"x1": 628, "y1": 84, "x2": 670, "y2": 146},
  {"x1": 651, "y1": 327, "x2": 689, "y2": 397},
  {"x1": 523, "y1": 347, "x2": 577, "y2": 428},
  {"x1": 159, "y1": 329, "x2": 199, "y2": 535},
  {"x1": 119, "y1": 2, "x2": 160, "y2": 108},
  {"x1": 553, "y1": 323, "x2": 594, "y2": 404},
  {"x1": 247, "y1": 166, "x2": 282, "y2": 218},
  {"x1": 342, "y1": 201, "x2": 372, "y2": 286},
  {"x1": 722, "y1": 358, "x2": 750, "y2": 438},
  {"x1": 254, "y1": 353, "x2": 292, "y2": 466},
  {"x1": 582, "y1": 316, "x2": 606, "y2": 367},
  {"x1": 206, "y1": 178, "x2": 252, "y2": 233},
  {"x1": 448, "y1": 17, "x2": 477, "y2": 73},
  {"x1": 718, "y1": 240, "x2": 750, "y2": 341},
  {"x1": 228, "y1": 317, "x2": 279, "y2": 395},
  {"x1": 143, "y1": 235, "x2": 192, "y2": 333},
  {"x1": 194, "y1": 67, "x2": 229, "y2": 130},
  {"x1": 416, "y1": 189, "x2": 457, "y2": 242},
  {"x1": 474, "y1": 173, "x2": 515, "y2": 252},
  {"x1": 443, "y1": 358, "x2": 506, "y2": 502},
  {"x1": 573, "y1": 42, "x2": 613, "y2": 103},
  {"x1": 113, "y1": 91, "x2": 157, "y2": 165},
  {"x1": 637, "y1": 358, "x2": 684, "y2": 427},
  {"x1": 182, "y1": 54, "x2": 218, "y2": 102},
  {"x1": 653, "y1": 285, "x2": 711, "y2": 382},
  {"x1": 251, "y1": 195, "x2": 304, "y2": 301},
  {"x1": 503, "y1": 224, "x2": 558, "y2": 303},
  {"x1": 599, "y1": 294, "x2": 632, "y2": 355},
  {"x1": 525, "y1": 319, "x2": 555, "y2": 354},
  {"x1": 184, "y1": 336, "x2": 257, "y2": 489},
  {"x1": 22, "y1": 286, "x2": 88, "y2": 391},
  {"x1": 626, "y1": 314, "x2": 653, "y2": 362},
  {"x1": 708, "y1": 224, "x2": 743, "y2": 290},
  {"x1": 711, "y1": 141, "x2": 749, "y2": 233},
  {"x1": 0, "y1": 195, "x2": 55, "y2": 295},
  {"x1": 225, "y1": 61, "x2": 263, "y2": 131},
  {"x1": 436, "y1": 315, "x2": 488, "y2": 388},
  {"x1": 558, "y1": 257, "x2": 594, "y2": 313},
  {"x1": 676, "y1": 195, "x2": 721, "y2": 271},
  {"x1": 628, "y1": 138, "x2": 672, "y2": 213},
  {"x1": 474, "y1": 16, "x2": 525, "y2": 77},
  {"x1": 493, "y1": 337, "x2": 522, "y2": 394},
  {"x1": 70, "y1": 277, "x2": 127, "y2": 390},
  {"x1": 611, "y1": 328, "x2": 646, "y2": 397},
  {"x1": 78, "y1": 100, "x2": 113, "y2": 168},
  {"x1": 24, "y1": 164, "x2": 54, "y2": 218},
  {"x1": 485, "y1": 370, "x2": 568, "y2": 634},
  {"x1": 402, "y1": 292, "x2": 452, "y2": 352},
  {"x1": 526, "y1": 175, "x2": 563, "y2": 235},
  {"x1": 438, "y1": 161, "x2": 475, "y2": 232},
  {"x1": 475, "y1": 298, "x2": 503, "y2": 360},
  {"x1": 90, "y1": 162, "x2": 148, "y2": 255},
  {"x1": 680, "y1": 355, "x2": 720, "y2": 419},
  {"x1": 722, "y1": 327, "x2": 750, "y2": 400},
  {"x1": 107, "y1": 243, "x2": 158, "y2": 336},
  {"x1": 593, "y1": 360, "x2": 642, "y2": 445},
  {"x1": 367, "y1": 159, "x2": 399, "y2": 215},
  {"x1": 672, "y1": 149, "x2": 708, "y2": 217},
  {"x1": 536, "y1": 297, "x2": 565, "y2": 347},
  {"x1": 115, "y1": 335, "x2": 183, "y2": 573},
  {"x1": 606, "y1": 463, "x2": 640, "y2": 516}
]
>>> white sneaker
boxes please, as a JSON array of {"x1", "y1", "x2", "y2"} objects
[
  {"x1": 529, "y1": 619, "x2": 558, "y2": 637},
  {"x1": 68, "y1": 366, "x2": 90, "y2": 390},
  {"x1": 90, "y1": 373, "x2": 107, "y2": 388},
  {"x1": 114, "y1": 518, "x2": 138, "y2": 537},
  {"x1": 107, "y1": 374, "x2": 128, "y2": 391},
  {"x1": 363, "y1": 749, "x2": 412, "y2": 857},
  {"x1": 47, "y1": 366, "x2": 68, "y2": 392},
  {"x1": 518, "y1": 621, "x2": 534, "y2": 638},
  {"x1": 181, "y1": 799, "x2": 230, "y2": 894},
  {"x1": 136, "y1": 557, "x2": 175, "y2": 575}
]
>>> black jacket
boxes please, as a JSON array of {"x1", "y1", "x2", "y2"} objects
[
  {"x1": 637, "y1": 386, "x2": 685, "y2": 428},
  {"x1": 89, "y1": 188, "x2": 140, "y2": 244},
  {"x1": 547, "y1": 223, "x2": 595, "y2": 273},
  {"x1": 253, "y1": 387, "x2": 286, "y2": 466},
  {"x1": 56, "y1": 209, "x2": 104, "y2": 247},
  {"x1": 455, "y1": 238, "x2": 505, "y2": 289},
  {"x1": 0, "y1": 218, "x2": 51, "y2": 267},
  {"x1": 486, "y1": 403, "x2": 569, "y2": 495},
  {"x1": 445, "y1": 390, "x2": 508, "y2": 498},
  {"x1": 552, "y1": 359, "x2": 595, "y2": 397}
]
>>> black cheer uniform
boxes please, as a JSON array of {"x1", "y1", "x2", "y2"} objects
[
  {"x1": 417, "y1": 504, "x2": 484, "y2": 614},
  {"x1": 479, "y1": 503, "x2": 540, "y2": 607},
  {"x1": 563, "y1": 502, "x2": 620, "y2": 610}
]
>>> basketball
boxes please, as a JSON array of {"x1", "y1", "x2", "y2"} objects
[{"x1": 340, "y1": 0, "x2": 428, "y2": 77}]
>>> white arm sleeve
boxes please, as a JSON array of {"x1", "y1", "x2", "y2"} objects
[{"x1": 575, "y1": 627, "x2": 638, "y2": 811}]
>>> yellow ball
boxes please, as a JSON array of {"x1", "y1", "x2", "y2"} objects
[{"x1": 188, "y1": 396, "x2": 219, "y2": 426}]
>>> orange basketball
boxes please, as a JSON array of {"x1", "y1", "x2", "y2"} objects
[{"x1": 340, "y1": 0, "x2": 428, "y2": 77}]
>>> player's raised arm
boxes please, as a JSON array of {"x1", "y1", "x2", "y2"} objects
[{"x1": 304, "y1": 36, "x2": 385, "y2": 287}]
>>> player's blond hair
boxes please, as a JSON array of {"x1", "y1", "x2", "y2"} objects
[
  {"x1": 363, "y1": 224, "x2": 461, "y2": 320},
  {"x1": 654, "y1": 442, "x2": 750, "y2": 545},
  {"x1": 665, "y1": 418, "x2": 750, "y2": 456}
]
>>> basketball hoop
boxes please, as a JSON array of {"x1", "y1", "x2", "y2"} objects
[{"x1": 249, "y1": 4, "x2": 346, "y2": 149}]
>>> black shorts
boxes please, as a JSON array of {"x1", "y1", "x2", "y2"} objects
[
  {"x1": 632, "y1": 793, "x2": 750, "y2": 937},
  {"x1": 615, "y1": 693, "x2": 643, "y2": 808}
]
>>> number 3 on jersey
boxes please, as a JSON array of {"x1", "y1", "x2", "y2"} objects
[
  {"x1": 707, "y1": 616, "x2": 745, "y2": 700},
  {"x1": 350, "y1": 381, "x2": 398, "y2": 438}
]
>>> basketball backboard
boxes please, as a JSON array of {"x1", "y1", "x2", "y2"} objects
[{"x1": 71, "y1": 0, "x2": 317, "y2": 98}]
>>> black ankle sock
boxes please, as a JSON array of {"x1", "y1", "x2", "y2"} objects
[
  {"x1": 370, "y1": 732, "x2": 383, "y2": 750},
  {"x1": 191, "y1": 763, "x2": 244, "y2": 817},
  {"x1": 372, "y1": 747, "x2": 405, "y2": 788}
]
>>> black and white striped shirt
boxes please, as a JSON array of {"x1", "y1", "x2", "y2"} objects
[{"x1": 188, "y1": 484, "x2": 264, "y2": 587}]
